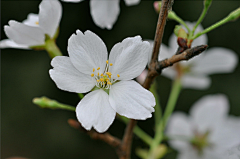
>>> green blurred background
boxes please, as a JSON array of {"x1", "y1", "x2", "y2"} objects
[{"x1": 1, "y1": 0, "x2": 240, "y2": 159}]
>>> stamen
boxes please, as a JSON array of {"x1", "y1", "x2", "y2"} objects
[
  {"x1": 107, "y1": 82, "x2": 112, "y2": 85},
  {"x1": 106, "y1": 60, "x2": 109, "y2": 64},
  {"x1": 97, "y1": 80, "x2": 100, "y2": 82},
  {"x1": 97, "y1": 67, "x2": 100, "y2": 70},
  {"x1": 110, "y1": 63, "x2": 113, "y2": 66},
  {"x1": 93, "y1": 68, "x2": 95, "y2": 72},
  {"x1": 100, "y1": 73, "x2": 103, "y2": 77},
  {"x1": 117, "y1": 74, "x2": 120, "y2": 78},
  {"x1": 91, "y1": 73, "x2": 94, "y2": 77},
  {"x1": 100, "y1": 78, "x2": 104, "y2": 82},
  {"x1": 35, "y1": 21, "x2": 39, "y2": 25},
  {"x1": 97, "y1": 72, "x2": 99, "y2": 76}
]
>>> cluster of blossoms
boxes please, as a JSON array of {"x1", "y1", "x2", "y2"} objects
[
  {"x1": 137, "y1": 22, "x2": 238, "y2": 90},
  {"x1": 0, "y1": 0, "x2": 62, "y2": 49},
  {"x1": 1, "y1": 0, "x2": 240, "y2": 159},
  {"x1": 166, "y1": 94, "x2": 240, "y2": 159}
]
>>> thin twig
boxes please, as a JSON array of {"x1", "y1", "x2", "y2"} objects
[
  {"x1": 120, "y1": 119, "x2": 137, "y2": 159},
  {"x1": 119, "y1": 1, "x2": 174, "y2": 159},
  {"x1": 143, "y1": 0, "x2": 173, "y2": 90},
  {"x1": 68, "y1": 119, "x2": 122, "y2": 155},
  {"x1": 157, "y1": 45, "x2": 208, "y2": 72}
]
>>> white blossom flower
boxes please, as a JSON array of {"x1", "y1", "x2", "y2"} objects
[
  {"x1": 49, "y1": 30, "x2": 155, "y2": 133},
  {"x1": 62, "y1": 0, "x2": 140, "y2": 29},
  {"x1": 0, "y1": 0, "x2": 62, "y2": 49},
  {"x1": 137, "y1": 22, "x2": 238, "y2": 89},
  {"x1": 166, "y1": 94, "x2": 240, "y2": 159}
]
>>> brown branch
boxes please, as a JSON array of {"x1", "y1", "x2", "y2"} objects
[
  {"x1": 118, "y1": 1, "x2": 174, "y2": 159},
  {"x1": 157, "y1": 45, "x2": 208, "y2": 72},
  {"x1": 68, "y1": 119, "x2": 122, "y2": 155},
  {"x1": 143, "y1": 0, "x2": 173, "y2": 90},
  {"x1": 120, "y1": 119, "x2": 137, "y2": 159}
]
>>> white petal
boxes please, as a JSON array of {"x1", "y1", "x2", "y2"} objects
[
  {"x1": 22, "y1": 13, "x2": 39, "y2": 27},
  {"x1": 161, "y1": 67, "x2": 176, "y2": 79},
  {"x1": 190, "y1": 94, "x2": 229, "y2": 133},
  {"x1": 210, "y1": 116, "x2": 240, "y2": 150},
  {"x1": 62, "y1": 0, "x2": 83, "y2": 2},
  {"x1": 4, "y1": 20, "x2": 45, "y2": 46},
  {"x1": 147, "y1": 40, "x2": 170, "y2": 64},
  {"x1": 158, "y1": 43, "x2": 172, "y2": 61},
  {"x1": 166, "y1": 112, "x2": 192, "y2": 151},
  {"x1": 181, "y1": 74, "x2": 211, "y2": 90},
  {"x1": 109, "y1": 36, "x2": 150, "y2": 80},
  {"x1": 192, "y1": 47, "x2": 238, "y2": 75},
  {"x1": 90, "y1": 0, "x2": 120, "y2": 29},
  {"x1": 76, "y1": 89, "x2": 116, "y2": 133},
  {"x1": 39, "y1": 0, "x2": 62, "y2": 37},
  {"x1": 168, "y1": 33, "x2": 179, "y2": 54},
  {"x1": 68, "y1": 30, "x2": 108, "y2": 75},
  {"x1": 109, "y1": 80, "x2": 155, "y2": 120},
  {"x1": 49, "y1": 56, "x2": 95, "y2": 93},
  {"x1": 0, "y1": 39, "x2": 29, "y2": 49},
  {"x1": 136, "y1": 69, "x2": 148, "y2": 85},
  {"x1": 124, "y1": 0, "x2": 140, "y2": 6}
]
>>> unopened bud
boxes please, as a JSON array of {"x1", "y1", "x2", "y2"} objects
[
  {"x1": 174, "y1": 25, "x2": 188, "y2": 39},
  {"x1": 204, "y1": 0, "x2": 212, "y2": 9},
  {"x1": 153, "y1": 1, "x2": 161, "y2": 13},
  {"x1": 228, "y1": 8, "x2": 240, "y2": 21}
]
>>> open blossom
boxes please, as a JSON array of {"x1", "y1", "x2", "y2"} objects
[
  {"x1": 62, "y1": 0, "x2": 140, "y2": 29},
  {"x1": 137, "y1": 22, "x2": 238, "y2": 89},
  {"x1": 0, "y1": 0, "x2": 62, "y2": 49},
  {"x1": 50, "y1": 30, "x2": 155, "y2": 133},
  {"x1": 166, "y1": 94, "x2": 240, "y2": 159}
]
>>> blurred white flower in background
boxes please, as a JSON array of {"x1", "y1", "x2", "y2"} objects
[
  {"x1": 166, "y1": 94, "x2": 240, "y2": 159},
  {"x1": 0, "y1": 0, "x2": 62, "y2": 49},
  {"x1": 50, "y1": 30, "x2": 155, "y2": 133},
  {"x1": 137, "y1": 22, "x2": 238, "y2": 89},
  {"x1": 62, "y1": 0, "x2": 140, "y2": 29}
]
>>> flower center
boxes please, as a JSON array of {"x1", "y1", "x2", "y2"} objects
[
  {"x1": 91, "y1": 60, "x2": 120, "y2": 89},
  {"x1": 191, "y1": 130, "x2": 213, "y2": 155}
]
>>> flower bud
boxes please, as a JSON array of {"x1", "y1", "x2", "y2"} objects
[
  {"x1": 174, "y1": 25, "x2": 188, "y2": 39},
  {"x1": 153, "y1": 1, "x2": 161, "y2": 13},
  {"x1": 228, "y1": 7, "x2": 240, "y2": 21}
]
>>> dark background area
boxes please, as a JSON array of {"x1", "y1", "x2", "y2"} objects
[{"x1": 1, "y1": 0, "x2": 240, "y2": 159}]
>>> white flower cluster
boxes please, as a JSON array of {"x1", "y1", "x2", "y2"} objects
[{"x1": 166, "y1": 94, "x2": 240, "y2": 159}]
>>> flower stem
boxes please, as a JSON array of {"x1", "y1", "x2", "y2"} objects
[
  {"x1": 149, "y1": 81, "x2": 162, "y2": 130},
  {"x1": 168, "y1": 11, "x2": 191, "y2": 33},
  {"x1": 118, "y1": 116, "x2": 153, "y2": 145},
  {"x1": 33, "y1": 96, "x2": 76, "y2": 111},
  {"x1": 45, "y1": 39, "x2": 62, "y2": 58},
  {"x1": 192, "y1": 7, "x2": 240, "y2": 40},
  {"x1": 149, "y1": 77, "x2": 182, "y2": 154}
]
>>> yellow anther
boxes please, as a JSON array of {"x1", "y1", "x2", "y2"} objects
[
  {"x1": 110, "y1": 63, "x2": 113, "y2": 66},
  {"x1": 100, "y1": 73, "x2": 103, "y2": 76},
  {"x1": 93, "y1": 68, "x2": 95, "y2": 72},
  {"x1": 106, "y1": 78, "x2": 109, "y2": 81},
  {"x1": 109, "y1": 75, "x2": 111, "y2": 78},
  {"x1": 35, "y1": 21, "x2": 39, "y2": 25},
  {"x1": 100, "y1": 78, "x2": 104, "y2": 82},
  {"x1": 117, "y1": 74, "x2": 120, "y2": 78},
  {"x1": 98, "y1": 72, "x2": 99, "y2": 76},
  {"x1": 97, "y1": 80, "x2": 100, "y2": 82},
  {"x1": 106, "y1": 60, "x2": 109, "y2": 64},
  {"x1": 107, "y1": 82, "x2": 112, "y2": 85},
  {"x1": 97, "y1": 67, "x2": 100, "y2": 70},
  {"x1": 91, "y1": 73, "x2": 94, "y2": 77}
]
